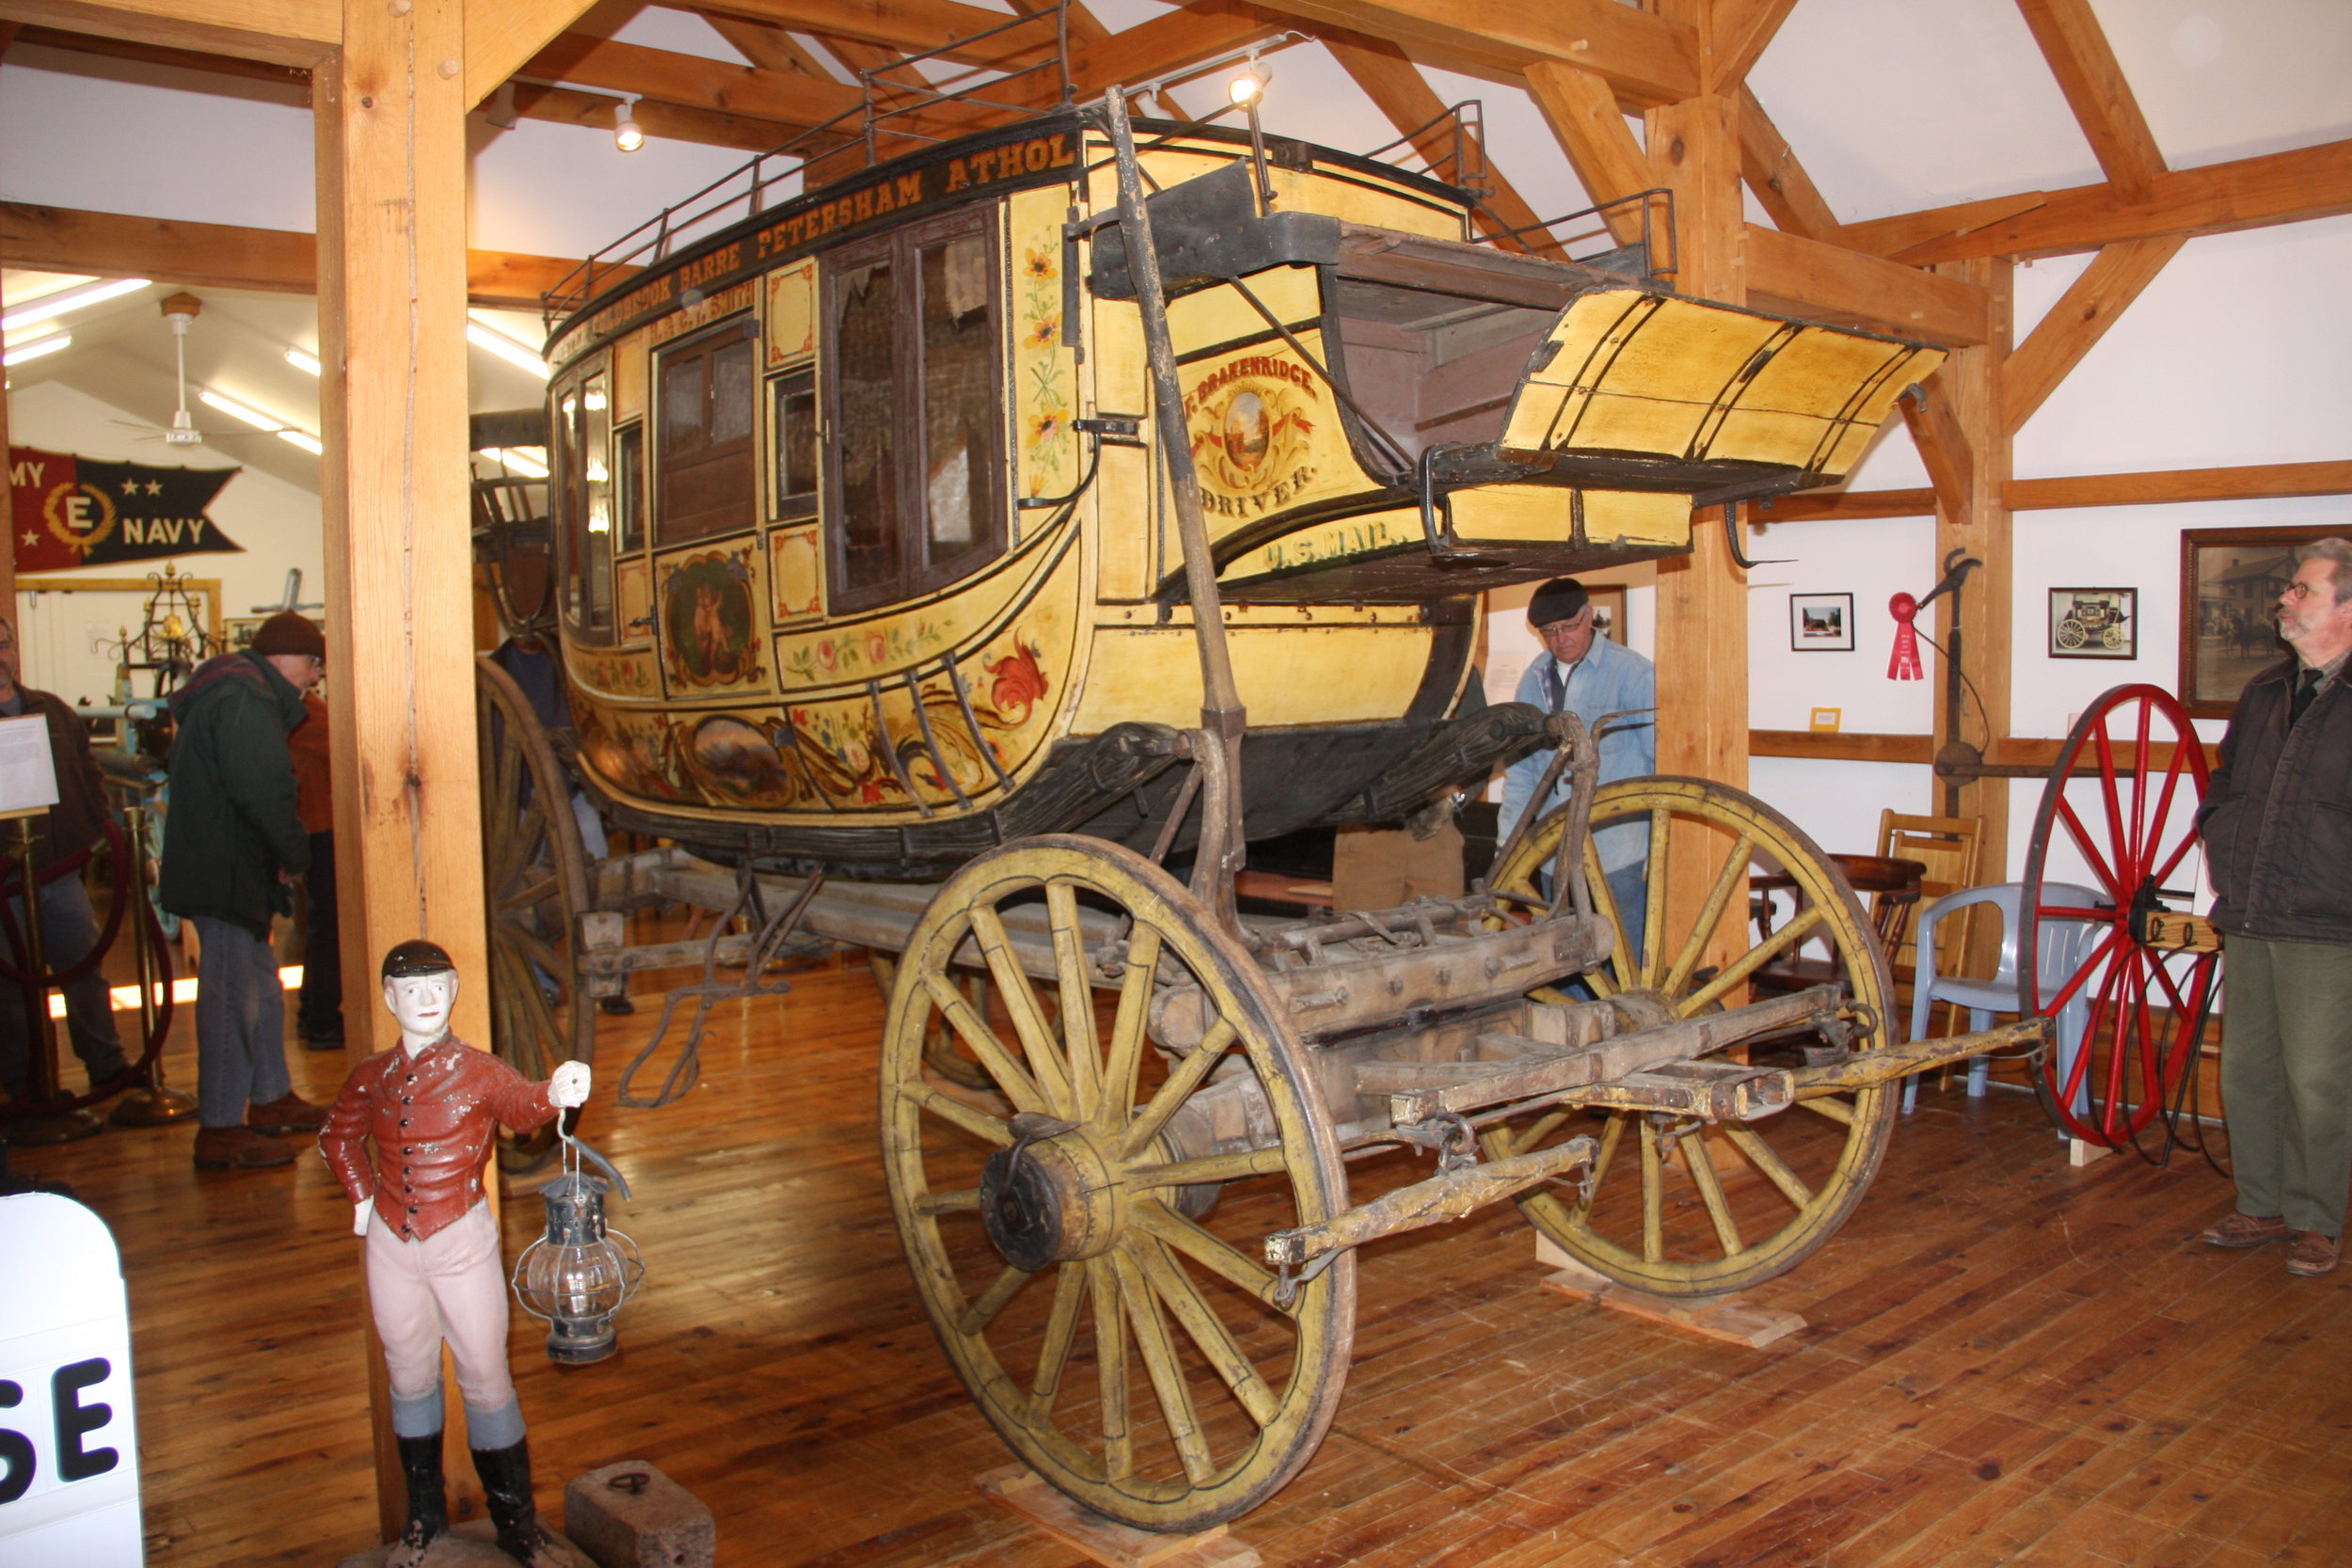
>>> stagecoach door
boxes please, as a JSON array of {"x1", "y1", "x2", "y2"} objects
[{"x1": 822, "y1": 205, "x2": 1007, "y2": 614}]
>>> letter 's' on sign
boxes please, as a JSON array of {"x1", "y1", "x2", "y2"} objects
[{"x1": 0, "y1": 1196, "x2": 143, "y2": 1565}]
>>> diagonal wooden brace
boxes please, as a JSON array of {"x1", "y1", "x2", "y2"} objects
[{"x1": 1264, "y1": 1133, "x2": 1598, "y2": 1269}]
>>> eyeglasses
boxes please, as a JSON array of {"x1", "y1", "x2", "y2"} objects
[{"x1": 2285, "y1": 580, "x2": 2325, "y2": 601}]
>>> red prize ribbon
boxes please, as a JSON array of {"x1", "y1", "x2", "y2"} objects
[{"x1": 1887, "y1": 592, "x2": 1923, "y2": 680}]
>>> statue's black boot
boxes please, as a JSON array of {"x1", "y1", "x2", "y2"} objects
[
  {"x1": 471, "y1": 1438, "x2": 573, "y2": 1568},
  {"x1": 387, "y1": 1431, "x2": 449, "y2": 1568}
]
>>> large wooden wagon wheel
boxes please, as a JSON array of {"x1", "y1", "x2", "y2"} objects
[
  {"x1": 2019, "y1": 684, "x2": 2218, "y2": 1148},
  {"x1": 476, "y1": 656, "x2": 596, "y2": 1170},
  {"x1": 881, "y1": 835, "x2": 1354, "y2": 1533},
  {"x1": 1482, "y1": 778, "x2": 1896, "y2": 1296}
]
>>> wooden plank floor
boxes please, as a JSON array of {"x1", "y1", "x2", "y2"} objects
[{"x1": 12, "y1": 952, "x2": 2350, "y2": 1568}]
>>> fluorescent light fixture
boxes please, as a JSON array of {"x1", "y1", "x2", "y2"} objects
[
  {"x1": 199, "y1": 388, "x2": 285, "y2": 432},
  {"x1": 285, "y1": 346, "x2": 324, "y2": 376},
  {"x1": 278, "y1": 429, "x2": 325, "y2": 455},
  {"x1": 1, "y1": 277, "x2": 151, "y2": 334},
  {"x1": 483, "y1": 447, "x2": 549, "y2": 478},
  {"x1": 466, "y1": 320, "x2": 552, "y2": 380},
  {"x1": 2, "y1": 274, "x2": 96, "y2": 312},
  {"x1": 2, "y1": 334, "x2": 72, "y2": 367}
]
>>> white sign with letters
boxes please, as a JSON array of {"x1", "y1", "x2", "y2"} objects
[{"x1": 0, "y1": 1194, "x2": 142, "y2": 1566}]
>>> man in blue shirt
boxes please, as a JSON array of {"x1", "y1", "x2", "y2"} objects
[{"x1": 1499, "y1": 578, "x2": 1656, "y2": 947}]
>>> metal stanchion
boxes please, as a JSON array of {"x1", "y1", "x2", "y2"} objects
[
  {"x1": 111, "y1": 794, "x2": 193, "y2": 1126},
  {"x1": 8, "y1": 810, "x2": 103, "y2": 1145}
]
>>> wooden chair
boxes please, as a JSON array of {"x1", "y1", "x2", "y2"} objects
[
  {"x1": 1879, "y1": 810, "x2": 1981, "y2": 1034},
  {"x1": 1749, "y1": 853, "x2": 1925, "y2": 1000}
]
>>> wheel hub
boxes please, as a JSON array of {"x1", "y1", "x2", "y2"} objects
[{"x1": 979, "y1": 1125, "x2": 1120, "y2": 1273}]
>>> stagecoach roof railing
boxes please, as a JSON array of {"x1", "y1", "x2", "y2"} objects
[{"x1": 541, "y1": 3, "x2": 1081, "y2": 331}]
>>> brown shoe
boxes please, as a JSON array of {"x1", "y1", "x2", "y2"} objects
[
  {"x1": 2198, "y1": 1213, "x2": 2293, "y2": 1248},
  {"x1": 248, "y1": 1092, "x2": 329, "y2": 1134},
  {"x1": 2288, "y1": 1231, "x2": 2340, "y2": 1277},
  {"x1": 194, "y1": 1125, "x2": 296, "y2": 1170}
]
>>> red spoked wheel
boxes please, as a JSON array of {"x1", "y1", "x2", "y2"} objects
[{"x1": 2020, "y1": 684, "x2": 2220, "y2": 1148}]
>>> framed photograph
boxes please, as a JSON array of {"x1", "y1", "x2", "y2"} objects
[
  {"x1": 1587, "y1": 585, "x2": 1628, "y2": 646},
  {"x1": 1788, "y1": 593, "x2": 1853, "y2": 652},
  {"x1": 2180, "y1": 526, "x2": 2338, "y2": 716},
  {"x1": 2047, "y1": 587, "x2": 2137, "y2": 660}
]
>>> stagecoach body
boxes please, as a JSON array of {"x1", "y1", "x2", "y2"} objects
[
  {"x1": 474, "y1": 90, "x2": 2076, "y2": 1537},
  {"x1": 532, "y1": 111, "x2": 1937, "y2": 876}
]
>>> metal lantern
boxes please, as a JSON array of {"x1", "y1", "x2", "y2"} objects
[{"x1": 511, "y1": 1133, "x2": 644, "y2": 1365}]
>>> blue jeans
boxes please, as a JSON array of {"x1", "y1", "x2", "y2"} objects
[
  {"x1": 0, "y1": 874, "x2": 129, "y2": 1097},
  {"x1": 191, "y1": 915, "x2": 292, "y2": 1128}
]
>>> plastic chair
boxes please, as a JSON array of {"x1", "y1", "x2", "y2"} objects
[{"x1": 1901, "y1": 881, "x2": 2106, "y2": 1119}]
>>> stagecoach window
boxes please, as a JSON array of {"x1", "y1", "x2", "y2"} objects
[
  {"x1": 655, "y1": 316, "x2": 758, "y2": 543},
  {"x1": 557, "y1": 370, "x2": 616, "y2": 641},
  {"x1": 615, "y1": 423, "x2": 645, "y2": 553},
  {"x1": 824, "y1": 211, "x2": 1005, "y2": 614},
  {"x1": 771, "y1": 368, "x2": 818, "y2": 521}
]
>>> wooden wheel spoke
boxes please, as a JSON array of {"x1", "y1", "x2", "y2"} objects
[
  {"x1": 1639, "y1": 1119, "x2": 1663, "y2": 1264},
  {"x1": 922, "y1": 968, "x2": 1049, "y2": 1114},
  {"x1": 1125, "y1": 1148, "x2": 1291, "y2": 1189},
  {"x1": 1794, "y1": 1095, "x2": 1853, "y2": 1123},
  {"x1": 1484, "y1": 1108, "x2": 1569, "y2": 1164},
  {"x1": 1661, "y1": 832, "x2": 1755, "y2": 999},
  {"x1": 1640, "y1": 807, "x2": 1672, "y2": 989},
  {"x1": 1677, "y1": 1131, "x2": 1744, "y2": 1258},
  {"x1": 1094, "y1": 927, "x2": 1162, "y2": 1135},
  {"x1": 955, "y1": 1263, "x2": 1033, "y2": 1338},
  {"x1": 1118, "y1": 1021, "x2": 1237, "y2": 1162},
  {"x1": 1087, "y1": 1256, "x2": 1133, "y2": 1481},
  {"x1": 1720, "y1": 1123, "x2": 1815, "y2": 1210},
  {"x1": 1113, "y1": 1249, "x2": 1215, "y2": 1485},
  {"x1": 498, "y1": 873, "x2": 561, "y2": 914},
  {"x1": 1130, "y1": 1197, "x2": 1288, "y2": 1312},
  {"x1": 1583, "y1": 837, "x2": 1639, "y2": 993},
  {"x1": 1027, "y1": 1265, "x2": 1090, "y2": 1423},
  {"x1": 2054, "y1": 794, "x2": 2122, "y2": 898},
  {"x1": 1574, "y1": 1113, "x2": 1625, "y2": 1225},
  {"x1": 970, "y1": 905, "x2": 1076, "y2": 1118},
  {"x1": 901, "y1": 1082, "x2": 1014, "y2": 1147},
  {"x1": 1682, "y1": 907, "x2": 1821, "y2": 1015},
  {"x1": 1045, "y1": 882, "x2": 1104, "y2": 1118},
  {"x1": 914, "y1": 1187, "x2": 983, "y2": 1216},
  {"x1": 1135, "y1": 1237, "x2": 1279, "y2": 1429}
]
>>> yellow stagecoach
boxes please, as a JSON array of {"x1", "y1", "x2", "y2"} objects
[{"x1": 476, "y1": 42, "x2": 2042, "y2": 1532}]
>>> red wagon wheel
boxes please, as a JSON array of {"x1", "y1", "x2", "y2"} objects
[{"x1": 2020, "y1": 684, "x2": 2221, "y2": 1148}]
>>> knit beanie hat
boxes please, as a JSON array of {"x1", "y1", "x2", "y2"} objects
[{"x1": 250, "y1": 611, "x2": 326, "y2": 659}]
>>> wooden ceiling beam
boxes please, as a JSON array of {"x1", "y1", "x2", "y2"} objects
[
  {"x1": 1898, "y1": 375, "x2": 1974, "y2": 520},
  {"x1": 1524, "y1": 58, "x2": 1652, "y2": 244},
  {"x1": 1742, "y1": 223, "x2": 1989, "y2": 345},
  {"x1": 1767, "y1": 459, "x2": 2352, "y2": 522},
  {"x1": 698, "y1": 12, "x2": 834, "y2": 77},
  {"x1": 521, "y1": 30, "x2": 861, "y2": 124},
  {"x1": 0, "y1": 0, "x2": 334, "y2": 67},
  {"x1": 1842, "y1": 136, "x2": 2352, "y2": 262},
  {"x1": 0, "y1": 200, "x2": 623, "y2": 309},
  {"x1": 1062, "y1": 0, "x2": 1282, "y2": 98},
  {"x1": 686, "y1": 0, "x2": 1050, "y2": 71},
  {"x1": 1322, "y1": 29, "x2": 1562, "y2": 257},
  {"x1": 466, "y1": 0, "x2": 597, "y2": 110},
  {"x1": 1248, "y1": 0, "x2": 1699, "y2": 107},
  {"x1": 1703, "y1": 0, "x2": 1797, "y2": 93},
  {"x1": 1735, "y1": 84, "x2": 1840, "y2": 242},
  {"x1": 2012, "y1": 0, "x2": 2163, "y2": 202},
  {"x1": 2000, "y1": 234, "x2": 2181, "y2": 434},
  {"x1": 507, "y1": 77, "x2": 824, "y2": 151},
  {"x1": 3, "y1": 21, "x2": 308, "y2": 87}
]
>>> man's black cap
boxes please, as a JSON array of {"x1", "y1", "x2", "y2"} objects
[
  {"x1": 1528, "y1": 578, "x2": 1591, "y2": 627},
  {"x1": 380, "y1": 939, "x2": 456, "y2": 980}
]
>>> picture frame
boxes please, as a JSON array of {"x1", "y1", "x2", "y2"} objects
[
  {"x1": 2047, "y1": 587, "x2": 2137, "y2": 660},
  {"x1": 1587, "y1": 585, "x2": 1628, "y2": 646},
  {"x1": 2180, "y1": 526, "x2": 2339, "y2": 717},
  {"x1": 1788, "y1": 592, "x2": 1853, "y2": 652}
]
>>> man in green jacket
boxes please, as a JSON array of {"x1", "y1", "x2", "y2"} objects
[{"x1": 162, "y1": 611, "x2": 330, "y2": 1171}]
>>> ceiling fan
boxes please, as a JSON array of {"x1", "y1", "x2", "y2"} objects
[{"x1": 108, "y1": 293, "x2": 294, "y2": 449}]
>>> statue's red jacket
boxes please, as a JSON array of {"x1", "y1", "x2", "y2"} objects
[{"x1": 320, "y1": 1035, "x2": 560, "y2": 1242}]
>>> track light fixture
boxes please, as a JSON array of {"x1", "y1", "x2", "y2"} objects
[{"x1": 614, "y1": 96, "x2": 644, "y2": 153}]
